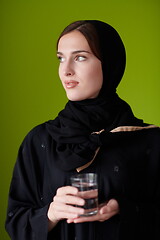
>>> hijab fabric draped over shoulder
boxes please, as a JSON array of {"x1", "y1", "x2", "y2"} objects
[{"x1": 46, "y1": 20, "x2": 144, "y2": 171}]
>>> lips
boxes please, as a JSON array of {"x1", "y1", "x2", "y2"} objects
[{"x1": 64, "y1": 80, "x2": 79, "y2": 89}]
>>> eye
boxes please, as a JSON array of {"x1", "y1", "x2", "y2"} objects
[
  {"x1": 75, "y1": 55, "x2": 86, "y2": 62},
  {"x1": 57, "y1": 56, "x2": 65, "y2": 63}
]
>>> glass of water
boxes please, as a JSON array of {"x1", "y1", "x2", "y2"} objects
[{"x1": 70, "y1": 173, "x2": 98, "y2": 216}]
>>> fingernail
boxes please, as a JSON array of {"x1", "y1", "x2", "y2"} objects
[
  {"x1": 79, "y1": 208, "x2": 84, "y2": 214},
  {"x1": 67, "y1": 220, "x2": 73, "y2": 224},
  {"x1": 80, "y1": 199, "x2": 85, "y2": 205}
]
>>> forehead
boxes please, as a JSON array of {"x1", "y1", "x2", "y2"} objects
[{"x1": 58, "y1": 30, "x2": 91, "y2": 52}]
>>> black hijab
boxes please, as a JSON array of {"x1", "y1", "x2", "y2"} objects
[{"x1": 46, "y1": 20, "x2": 144, "y2": 171}]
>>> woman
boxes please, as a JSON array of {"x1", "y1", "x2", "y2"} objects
[{"x1": 6, "y1": 20, "x2": 160, "y2": 240}]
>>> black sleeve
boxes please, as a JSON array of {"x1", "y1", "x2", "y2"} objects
[
  {"x1": 117, "y1": 139, "x2": 160, "y2": 240},
  {"x1": 5, "y1": 130, "x2": 50, "y2": 240},
  {"x1": 118, "y1": 198, "x2": 160, "y2": 239}
]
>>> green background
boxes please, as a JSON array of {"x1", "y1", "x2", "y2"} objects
[{"x1": 1, "y1": 0, "x2": 159, "y2": 239}]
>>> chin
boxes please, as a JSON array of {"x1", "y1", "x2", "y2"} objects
[
  {"x1": 66, "y1": 91, "x2": 99, "y2": 101},
  {"x1": 67, "y1": 94, "x2": 85, "y2": 101},
  {"x1": 67, "y1": 97, "x2": 84, "y2": 101}
]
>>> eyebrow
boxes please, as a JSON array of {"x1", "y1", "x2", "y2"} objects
[{"x1": 57, "y1": 50, "x2": 91, "y2": 55}]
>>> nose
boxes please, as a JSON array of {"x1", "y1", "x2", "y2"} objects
[{"x1": 63, "y1": 62, "x2": 75, "y2": 76}]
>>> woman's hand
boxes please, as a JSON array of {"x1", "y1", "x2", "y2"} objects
[
  {"x1": 47, "y1": 186, "x2": 85, "y2": 231},
  {"x1": 67, "y1": 199, "x2": 119, "y2": 224}
]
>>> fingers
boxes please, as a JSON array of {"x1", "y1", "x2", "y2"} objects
[
  {"x1": 54, "y1": 187, "x2": 85, "y2": 206},
  {"x1": 68, "y1": 213, "x2": 100, "y2": 223},
  {"x1": 47, "y1": 186, "x2": 85, "y2": 224},
  {"x1": 56, "y1": 186, "x2": 78, "y2": 196},
  {"x1": 49, "y1": 201, "x2": 84, "y2": 221},
  {"x1": 68, "y1": 199, "x2": 119, "y2": 224},
  {"x1": 49, "y1": 185, "x2": 119, "y2": 226},
  {"x1": 99, "y1": 199, "x2": 119, "y2": 215}
]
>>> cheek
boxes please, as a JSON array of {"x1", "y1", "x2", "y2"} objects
[{"x1": 87, "y1": 64, "x2": 103, "y2": 87}]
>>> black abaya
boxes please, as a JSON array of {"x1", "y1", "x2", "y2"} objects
[
  {"x1": 6, "y1": 124, "x2": 160, "y2": 239},
  {"x1": 5, "y1": 20, "x2": 160, "y2": 239}
]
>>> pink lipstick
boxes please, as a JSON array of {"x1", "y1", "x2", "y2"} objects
[{"x1": 65, "y1": 80, "x2": 79, "y2": 89}]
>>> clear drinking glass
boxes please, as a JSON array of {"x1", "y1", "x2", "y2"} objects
[{"x1": 70, "y1": 173, "x2": 98, "y2": 216}]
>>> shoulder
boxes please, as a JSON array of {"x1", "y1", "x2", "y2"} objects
[
  {"x1": 111, "y1": 125, "x2": 160, "y2": 138},
  {"x1": 135, "y1": 126, "x2": 160, "y2": 143},
  {"x1": 22, "y1": 121, "x2": 53, "y2": 147},
  {"x1": 108, "y1": 125, "x2": 160, "y2": 150},
  {"x1": 25, "y1": 123, "x2": 47, "y2": 139},
  {"x1": 145, "y1": 126, "x2": 160, "y2": 137},
  {"x1": 144, "y1": 127, "x2": 160, "y2": 147}
]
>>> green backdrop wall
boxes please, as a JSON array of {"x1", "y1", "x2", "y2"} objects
[{"x1": 1, "y1": 0, "x2": 159, "y2": 239}]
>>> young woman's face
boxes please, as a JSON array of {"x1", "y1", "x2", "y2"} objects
[{"x1": 57, "y1": 30, "x2": 103, "y2": 101}]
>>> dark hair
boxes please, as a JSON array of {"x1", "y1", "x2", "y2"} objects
[{"x1": 57, "y1": 20, "x2": 101, "y2": 60}]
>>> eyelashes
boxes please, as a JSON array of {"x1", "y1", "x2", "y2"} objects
[
  {"x1": 75, "y1": 56, "x2": 87, "y2": 61},
  {"x1": 57, "y1": 55, "x2": 87, "y2": 63},
  {"x1": 57, "y1": 56, "x2": 65, "y2": 63}
]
